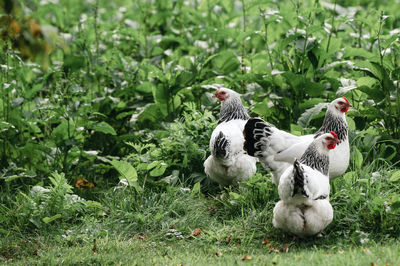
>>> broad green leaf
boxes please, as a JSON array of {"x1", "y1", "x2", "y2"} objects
[
  {"x1": 282, "y1": 72, "x2": 303, "y2": 94},
  {"x1": 175, "y1": 71, "x2": 193, "y2": 87},
  {"x1": 346, "y1": 116, "x2": 356, "y2": 131},
  {"x1": 357, "y1": 77, "x2": 378, "y2": 88},
  {"x1": 307, "y1": 50, "x2": 319, "y2": 69},
  {"x1": 306, "y1": 25, "x2": 322, "y2": 35},
  {"x1": 111, "y1": 160, "x2": 138, "y2": 184},
  {"x1": 382, "y1": 34, "x2": 398, "y2": 49},
  {"x1": 147, "y1": 161, "x2": 159, "y2": 170},
  {"x1": 149, "y1": 162, "x2": 168, "y2": 177},
  {"x1": 324, "y1": 37, "x2": 341, "y2": 56},
  {"x1": 63, "y1": 54, "x2": 85, "y2": 73},
  {"x1": 343, "y1": 171, "x2": 357, "y2": 185},
  {"x1": 116, "y1": 111, "x2": 134, "y2": 120},
  {"x1": 152, "y1": 85, "x2": 168, "y2": 116},
  {"x1": 297, "y1": 102, "x2": 329, "y2": 128},
  {"x1": 299, "y1": 98, "x2": 324, "y2": 109},
  {"x1": 278, "y1": 33, "x2": 298, "y2": 50},
  {"x1": 213, "y1": 51, "x2": 240, "y2": 74},
  {"x1": 229, "y1": 192, "x2": 241, "y2": 200},
  {"x1": 344, "y1": 47, "x2": 374, "y2": 59},
  {"x1": 304, "y1": 80, "x2": 326, "y2": 97},
  {"x1": 202, "y1": 53, "x2": 219, "y2": 67},
  {"x1": 390, "y1": 170, "x2": 400, "y2": 182},
  {"x1": 4, "y1": 175, "x2": 24, "y2": 182},
  {"x1": 25, "y1": 83, "x2": 44, "y2": 99},
  {"x1": 86, "y1": 200, "x2": 103, "y2": 209},
  {"x1": 354, "y1": 61, "x2": 383, "y2": 80},
  {"x1": 173, "y1": 94, "x2": 181, "y2": 111},
  {"x1": 136, "y1": 103, "x2": 166, "y2": 128},
  {"x1": 159, "y1": 36, "x2": 184, "y2": 50},
  {"x1": 358, "y1": 86, "x2": 384, "y2": 102},
  {"x1": 190, "y1": 182, "x2": 201, "y2": 197},
  {"x1": 43, "y1": 214, "x2": 62, "y2": 224},
  {"x1": 252, "y1": 102, "x2": 271, "y2": 118},
  {"x1": 351, "y1": 147, "x2": 363, "y2": 169},
  {"x1": 91, "y1": 122, "x2": 117, "y2": 135},
  {"x1": 290, "y1": 124, "x2": 303, "y2": 136},
  {"x1": 136, "y1": 82, "x2": 155, "y2": 94},
  {"x1": 151, "y1": 47, "x2": 164, "y2": 56},
  {"x1": 251, "y1": 53, "x2": 269, "y2": 75},
  {"x1": 52, "y1": 120, "x2": 75, "y2": 142},
  {"x1": 391, "y1": 200, "x2": 400, "y2": 211}
]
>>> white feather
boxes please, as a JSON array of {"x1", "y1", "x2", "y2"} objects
[
  {"x1": 247, "y1": 97, "x2": 350, "y2": 185},
  {"x1": 204, "y1": 88, "x2": 257, "y2": 187},
  {"x1": 272, "y1": 133, "x2": 335, "y2": 237},
  {"x1": 204, "y1": 120, "x2": 257, "y2": 186},
  {"x1": 273, "y1": 163, "x2": 332, "y2": 237}
]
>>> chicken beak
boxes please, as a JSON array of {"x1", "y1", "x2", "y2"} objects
[{"x1": 342, "y1": 96, "x2": 352, "y2": 107}]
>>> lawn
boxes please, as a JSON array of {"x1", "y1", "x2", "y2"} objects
[{"x1": 1, "y1": 0, "x2": 400, "y2": 264}]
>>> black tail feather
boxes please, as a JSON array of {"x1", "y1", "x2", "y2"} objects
[
  {"x1": 243, "y1": 118, "x2": 272, "y2": 157},
  {"x1": 213, "y1": 131, "x2": 229, "y2": 158},
  {"x1": 292, "y1": 159, "x2": 308, "y2": 197}
]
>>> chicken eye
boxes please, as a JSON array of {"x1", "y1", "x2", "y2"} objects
[{"x1": 221, "y1": 91, "x2": 226, "y2": 94}]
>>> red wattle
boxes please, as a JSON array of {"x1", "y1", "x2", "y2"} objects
[
  {"x1": 341, "y1": 106, "x2": 349, "y2": 113},
  {"x1": 328, "y1": 143, "x2": 336, "y2": 150}
]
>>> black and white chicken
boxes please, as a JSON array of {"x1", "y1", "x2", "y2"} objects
[
  {"x1": 204, "y1": 88, "x2": 257, "y2": 187},
  {"x1": 272, "y1": 131, "x2": 338, "y2": 237},
  {"x1": 243, "y1": 97, "x2": 351, "y2": 185}
]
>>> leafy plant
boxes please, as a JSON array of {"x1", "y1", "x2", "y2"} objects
[{"x1": 1, "y1": 172, "x2": 102, "y2": 231}]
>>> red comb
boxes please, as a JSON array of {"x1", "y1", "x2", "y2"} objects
[
  {"x1": 330, "y1": 131, "x2": 338, "y2": 139},
  {"x1": 342, "y1": 96, "x2": 350, "y2": 104}
]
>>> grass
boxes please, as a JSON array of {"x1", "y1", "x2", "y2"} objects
[
  {"x1": 5, "y1": 237, "x2": 400, "y2": 265},
  {"x1": 2, "y1": 167, "x2": 400, "y2": 264}
]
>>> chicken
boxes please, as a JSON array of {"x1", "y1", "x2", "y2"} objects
[
  {"x1": 204, "y1": 88, "x2": 257, "y2": 187},
  {"x1": 243, "y1": 97, "x2": 351, "y2": 185},
  {"x1": 272, "y1": 131, "x2": 338, "y2": 237}
]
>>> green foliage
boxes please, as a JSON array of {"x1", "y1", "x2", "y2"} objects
[
  {"x1": 1, "y1": 0, "x2": 400, "y2": 187},
  {"x1": 1, "y1": 172, "x2": 103, "y2": 232},
  {"x1": 126, "y1": 104, "x2": 216, "y2": 188}
]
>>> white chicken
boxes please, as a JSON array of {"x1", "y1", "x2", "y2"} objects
[
  {"x1": 243, "y1": 97, "x2": 351, "y2": 185},
  {"x1": 272, "y1": 131, "x2": 338, "y2": 237},
  {"x1": 204, "y1": 88, "x2": 257, "y2": 187}
]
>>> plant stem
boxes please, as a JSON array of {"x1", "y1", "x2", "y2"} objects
[
  {"x1": 94, "y1": 0, "x2": 100, "y2": 94},
  {"x1": 325, "y1": 0, "x2": 336, "y2": 54},
  {"x1": 260, "y1": 8, "x2": 274, "y2": 70},
  {"x1": 358, "y1": 22, "x2": 363, "y2": 48},
  {"x1": 240, "y1": 0, "x2": 246, "y2": 93},
  {"x1": 377, "y1": 12, "x2": 384, "y2": 68},
  {"x1": 322, "y1": 0, "x2": 336, "y2": 69},
  {"x1": 376, "y1": 12, "x2": 394, "y2": 135}
]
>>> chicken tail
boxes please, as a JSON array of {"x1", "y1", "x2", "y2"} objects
[
  {"x1": 292, "y1": 159, "x2": 309, "y2": 198},
  {"x1": 212, "y1": 131, "x2": 230, "y2": 158},
  {"x1": 243, "y1": 118, "x2": 272, "y2": 157}
]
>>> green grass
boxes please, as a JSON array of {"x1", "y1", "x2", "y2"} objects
[
  {"x1": 5, "y1": 237, "x2": 400, "y2": 265},
  {"x1": 2, "y1": 168, "x2": 400, "y2": 264}
]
